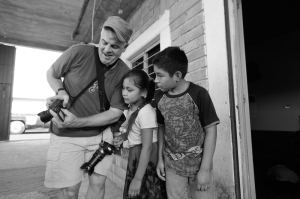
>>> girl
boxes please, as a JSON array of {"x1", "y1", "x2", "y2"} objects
[{"x1": 114, "y1": 69, "x2": 167, "y2": 199}]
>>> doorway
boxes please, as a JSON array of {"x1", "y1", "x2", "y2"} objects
[{"x1": 241, "y1": 0, "x2": 300, "y2": 198}]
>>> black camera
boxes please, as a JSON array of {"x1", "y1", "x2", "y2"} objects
[
  {"x1": 38, "y1": 99, "x2": 64, "y2": 123},
  {"x1": 80, "y1": 141, "x2": 115, "y2": 176}
]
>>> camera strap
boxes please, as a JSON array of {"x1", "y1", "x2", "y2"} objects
[
  {"x1": 65, "y1": 76, "x2": 97, "y2": 108},
  {"x1": 93, "y1": 47, "x2": 126, "y2": 139},
  {"x1": 59, "y1": 47, "x2": 125, "y2": 136},
  {"x1": 62, "y1": 47, "x2": 111, "y2": 111},
  {"x1": 93, "y1": 47, "x2": 111, "y2": 112}
]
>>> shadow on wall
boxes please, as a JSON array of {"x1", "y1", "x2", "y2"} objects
[{"x1": 215, "y1": 177, "x2": 231, "y2": 199}]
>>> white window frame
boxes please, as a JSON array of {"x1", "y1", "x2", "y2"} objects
[
  {"x1": 131, "y1": 42, "x2": 160, "y2": 77},
  {"x1": 121, "y1": 10, "x2": 171, "y2": 68}
]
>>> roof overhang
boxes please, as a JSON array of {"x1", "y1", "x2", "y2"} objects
[{"x1": 0, "y1": 0, "x2": 142, "y2": 52}]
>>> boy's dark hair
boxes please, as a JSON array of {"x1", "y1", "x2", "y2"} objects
[
  {"x1": 121, "y1": 69, "x2": 155, "y2": 133},
  {"x1": 152, "y1": 46, "x2": 188, "y2": 78}
]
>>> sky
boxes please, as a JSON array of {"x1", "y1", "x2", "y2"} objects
[{"x1": 13, "y1": 46, "x2": 62, "y2": 99}]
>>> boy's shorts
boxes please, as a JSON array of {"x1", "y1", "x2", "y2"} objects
[
  {"x1": 165, "y1": 168, "x2": 214, "y2": 199},
  {"x1": 44, "y1": 127, "x2": 113, "y2": 188}
]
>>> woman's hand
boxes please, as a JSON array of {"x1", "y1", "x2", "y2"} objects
[
  {"x1": 46, "y1": 90, "x2": 69, "y2": 108},
  {"x1": 50, "y1": 108, "x2": 79, "y2": 128}
]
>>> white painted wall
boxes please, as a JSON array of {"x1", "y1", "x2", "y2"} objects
[{"x1": 203, "y1": 0, "x2": 235, "y2": 196}]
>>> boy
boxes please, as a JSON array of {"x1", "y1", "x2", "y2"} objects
[{"x1": 153, "y1": 47, "x2": 220, "y2": 199}]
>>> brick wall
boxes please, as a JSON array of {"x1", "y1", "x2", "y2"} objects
[
  {"x1": 170, "y1": 0, "x2": 208, "y2": 89},
  {"x1": 107, "y1": 149, "x2": 130, "y2": 191},
  {"x1": 126, "y1": 0, "x2": 207, "y2": 89},
  {"x1": 108, "y1": 0, "x2": 209, "y2": 190},
  {"x1": 107, "y1": 152, "x2": 128, "y2": 191}
]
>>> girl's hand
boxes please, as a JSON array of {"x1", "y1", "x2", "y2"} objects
[
  {"x1": 156, "y1": 159, "x2": 166, "y2": 181},
  {"x1": 113, "y1": 132, "x2": 124, "y2": 147},
  {"x1": 128, "y1": 178, "x2": 142, "y2": 198},
  {"x1": 196, "y1": 169, "x2": 211, "y2": 191}
]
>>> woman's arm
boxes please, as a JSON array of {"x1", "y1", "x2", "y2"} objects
[
  {"x1": 46, "y1": 67, "x2": 70, "y2": 107},
  {"x1": 46, "y1": 67, "x2": 64, "y2": 93},
  {"x1": 50, "y1": 107, "x2": 123, "y2": 128}
]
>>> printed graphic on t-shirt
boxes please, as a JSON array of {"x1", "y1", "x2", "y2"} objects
[
  {"x1": 89, "y1": 81, "x2": 98, "y2": 93},
  {"x1": 167, "y1": 145, "x2": 203, "y2": 161},
  {"x1": 155, "y1": 83, "x2": 219, "y2": 176},
  {"x1": 158, "y1": 93, "x2": 205, "y2": 160}
]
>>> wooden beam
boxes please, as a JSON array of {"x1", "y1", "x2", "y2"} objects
[
  {"x1": 72, "y1": 0, "x2": 125, "y2": 43},
  {"x1": 72, "y1": 0, "x2": 106, "y2": 42},
  {"x1": 0, "y1": 37, "x2": 67, "y2": 52},
  {"x1": 0, "y1": 0, "x2": 82, "y2": 51},
  {"x1": 72, "y1": 0, "x2": 90, "y2": 40},
  {"x1": 72, "y1": 0, "x2": 145, "y2": 43}
]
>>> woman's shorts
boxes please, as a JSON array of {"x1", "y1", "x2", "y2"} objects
[{"x1": 44, "y1": 127, "x2": 113, "y2": 188}]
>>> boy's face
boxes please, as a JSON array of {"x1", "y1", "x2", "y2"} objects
[{"x1": 154, "y1": 65, "x2": 177, "y2": 92}]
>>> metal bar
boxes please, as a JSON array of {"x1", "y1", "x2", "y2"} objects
[{"x1": 132, "y1": 51, "x2": 160, "y2": 69}]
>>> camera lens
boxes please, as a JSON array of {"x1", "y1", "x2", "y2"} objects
[
  {"x1": 37, "y1": 99, "x2": 63, "y2": 123},
  {"x1": 80, "y1": 141, "x2": 115, "y2": 175},
  {"x1": 38, "y1": 110, "x2": 53, "y2": 123}
]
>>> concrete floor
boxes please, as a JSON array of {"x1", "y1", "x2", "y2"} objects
[{"x1": 0, "y1": 133, "x2": 123, "y2": 199}]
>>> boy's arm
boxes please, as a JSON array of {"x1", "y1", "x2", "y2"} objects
[
  {"x1": 156, "y1": 125, "x2": 166, "y2": 181},
  {"x1": 157, "y1": 125, "x2": 165, "y2": 160},
  {"x1": 197, "y1": 124, "x2": 217, "y2": 191}
]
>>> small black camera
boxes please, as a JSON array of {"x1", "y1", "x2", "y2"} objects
[
  {"x1": 80, "y1": 141, "x2": 115, "y2": 176},
  {"x1": 38, "y1": 99, "x2": 64, "y2": 123}
]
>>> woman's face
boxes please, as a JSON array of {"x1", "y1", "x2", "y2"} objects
[{"x1": 98, "y1": 29, "x2": 127, "y2": 65}]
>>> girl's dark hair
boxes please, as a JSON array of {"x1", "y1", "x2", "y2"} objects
[{"x1": 122, "y1": 69, "x2": 156, "y2": 133}]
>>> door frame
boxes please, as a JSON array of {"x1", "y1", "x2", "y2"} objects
[
  {"x1": 225, "y1": 0, "x2": 256, "y2": 198},
  {"x1": 0, "y1": 44, "x2": 16, "y2": 141}
]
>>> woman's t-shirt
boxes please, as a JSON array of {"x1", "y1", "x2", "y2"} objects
[{"x1": 50, "y1": 44, "x2": 130, "y2": 137}]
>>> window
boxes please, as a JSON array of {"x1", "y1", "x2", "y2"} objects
[
  {"x1": 132, "y1": 57, "x2": 144, "y2": 70},
  {"x1": 131, "y1": 44, "x2": 160, "y2": 107},
  {"x1": 131, "y1": 44, "x2": 160, "y2": 80}
]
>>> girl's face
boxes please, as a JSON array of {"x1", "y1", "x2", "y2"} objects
[{"x1": 122, "y1": 77, "x2": 146, "y2": 107}]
